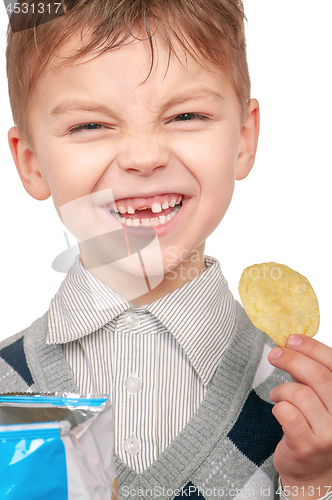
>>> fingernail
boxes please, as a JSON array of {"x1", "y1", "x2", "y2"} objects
[
  {"x1": 287, "y1": 335, "x2": 302, "y2": 348},
  {"x1": 269, "y1": 387, "x2": 276, "y2": 399},
  {"x1": 269, "y1": 347, "x2": 283, "y2": 360}
]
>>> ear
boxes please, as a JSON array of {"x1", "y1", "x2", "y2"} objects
[
  {"x1": 8, "y1": 126, "x2": 51, "y2": 200},
  {"x1": 235, "y1": 99, "x2": 260, "y2": 181}
]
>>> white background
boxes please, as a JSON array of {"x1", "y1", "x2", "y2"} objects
[{"x1": 0, "y1": 1, "x2": 331, "y2": 346}]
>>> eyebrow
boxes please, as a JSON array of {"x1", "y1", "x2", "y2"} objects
[
  {"x1": 50, "y1": 102, "x2": 122, "y2": 120},
  {"x1": 50, "y1": 87, "x2": 224, "y2": 119},
  {"x1": 159, "y1": 87, "x2": 224, "y2": 114}
]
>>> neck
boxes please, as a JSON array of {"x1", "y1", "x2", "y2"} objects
[{"x1": 79, "y1": 242, "x2": 207, "y2": 306}]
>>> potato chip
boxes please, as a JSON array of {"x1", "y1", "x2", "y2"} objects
[{"x1": 238, "y1": 262, "x2": 319, "y2": 346}]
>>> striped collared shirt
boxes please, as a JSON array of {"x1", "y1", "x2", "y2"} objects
[{"x1": 47, "y1": 255, "x2": 236, "y2": 472}]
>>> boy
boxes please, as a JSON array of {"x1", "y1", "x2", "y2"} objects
[{"x1": 1, "y1": 0, "x2": 332, "y2": 498}]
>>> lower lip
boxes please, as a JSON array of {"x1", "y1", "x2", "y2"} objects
[{"x1": 106, "y1": 199, "x2": 187, "y2": 237}]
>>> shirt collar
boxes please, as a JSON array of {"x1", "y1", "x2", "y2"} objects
[
  {"x1": 47, "y1": 255, "x2": 236, "y2": 385},
  {"x1": 145, "y1": 256, "x2": 236, "y2": 384}
]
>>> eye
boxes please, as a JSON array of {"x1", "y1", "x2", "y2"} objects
[
  {"x1": 172, "y1": 113, "x2": 210, "y2": 122},
  {"x1": 69, "y1": 123, "x2": 105, "y2": 134}
]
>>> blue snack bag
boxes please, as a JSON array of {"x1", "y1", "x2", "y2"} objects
[
  {"x1": 0, "y1": 421, "x2": 70, "y2": 499},
  {"x1": 0, "y1": 394, "x2": 116, "y2": 500}
]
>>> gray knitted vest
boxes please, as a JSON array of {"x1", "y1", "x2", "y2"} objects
[{"x1": 0, "y1": 302, "x2": 288, "y2": 500}]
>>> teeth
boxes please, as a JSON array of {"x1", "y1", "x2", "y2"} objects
[
  {"x1": 115, "y1": 196, "x2": 182, "y2": 213},
  {"x1": 110, "y1": 198, "x2": 183, "y2": 227},
  {"x1": 151, "y1": 203, "x2": 162, "y2": 213}
]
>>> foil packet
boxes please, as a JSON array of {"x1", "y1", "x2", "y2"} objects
[{"x1": 0, "y1": 393, "x2": 117, "y2": 500}]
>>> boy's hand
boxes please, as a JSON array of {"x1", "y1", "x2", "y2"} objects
[{"x1": 268, "y1": 335, "x2": 332, "y2": 500}]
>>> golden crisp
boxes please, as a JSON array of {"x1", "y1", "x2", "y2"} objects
[
  {"x1": 238, "y1": 262, "x2": 319, "y2": 346},
  {"x1": 112, "y1": 478, "x2": 118, "y2": 500}
]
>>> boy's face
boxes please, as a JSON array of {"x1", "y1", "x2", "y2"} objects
[{"x1": 10, "y1": 31, "x2": 259, "y2": 300}]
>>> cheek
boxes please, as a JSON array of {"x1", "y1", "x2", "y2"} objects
[
  {"x1": 196, "y1": 134, "x2": 239, "y2": 229},
  {"x1": 181, "y1": 125, "x2": 239, "y2": 171},
  {"x1": 189, "y1": 135, "x2": 238, "y2": 197},
  {"x1": 34, "y1": 141, "x2": 109, "y2": 208}
]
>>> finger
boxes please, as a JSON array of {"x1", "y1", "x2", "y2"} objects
[
  {"x1": 268, "y1": 347, "x2": 332, "y2": 414},
  {"x1": 270, "y1": 382, "x2": 332, "y2": 436},
  {"x1": 286, "y1": 335, "x2": 332, "y2": 372},
  {"x1": 272, "y1": 400, "x2": 315, "y2": 452}
]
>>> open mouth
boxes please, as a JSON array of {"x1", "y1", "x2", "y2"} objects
[{"x1": 108, "y1": 194, "x2": 183, "y2": 227}]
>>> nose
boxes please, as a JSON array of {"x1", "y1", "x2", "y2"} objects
[{"x1": 117, "y1": 133, "x2": 169, "y2": 176}]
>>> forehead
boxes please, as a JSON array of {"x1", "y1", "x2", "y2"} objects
[
  {"x1": 50, "y1": 26, "x2": 213, "y2": 75},
  {"x1": 29, "y1": 28, "x2": 240, "y2": 132},
  {"x1": 35, "y1": 31, "x2": 235, "y2": 108}
]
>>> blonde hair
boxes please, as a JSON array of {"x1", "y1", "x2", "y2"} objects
[{"x1": 6, "y1": 0, "x2": 251, "y2": 147}]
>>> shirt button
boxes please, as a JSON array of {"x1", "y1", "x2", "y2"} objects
[
  {"x1": 123, "y1": 311, "x2": 140, "y2": 329},
  {"x1": 124, "y1": 374, "x2": 142, "y2": 394},
  {"x1": 123, "y1": 437, "x2": 141, "y2": 455}
]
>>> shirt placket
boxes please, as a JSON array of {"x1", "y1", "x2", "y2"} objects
[{"x1": 114, "y1": 308, "x2": 159, "y2": 472}]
